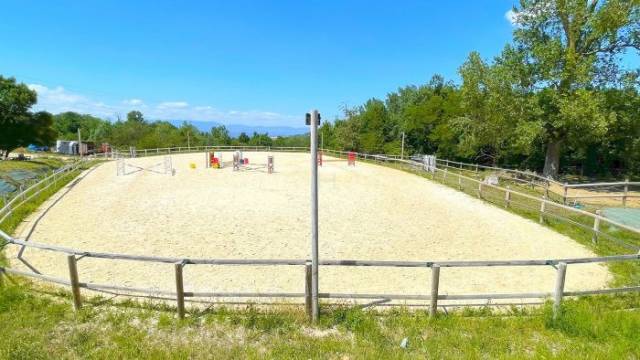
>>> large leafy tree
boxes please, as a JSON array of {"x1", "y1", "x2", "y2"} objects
[
  {"x1": 0, "y1": 76, "x2": 56, "y2": 158},
  {"x1": 508, "y1": 0, "x2": 640, "y2": 177}
]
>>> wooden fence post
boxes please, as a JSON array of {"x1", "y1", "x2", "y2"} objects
[
  {"x1": 475, "y1": 164, "x2": 479, "y2": 175},
  {"x1": 504, "y1": 186, "x2": 511, "y2": 208},
  {"x1": 67, "y1": 255, "x2": 82, "y2": 311},
  {"x1": 305, "y1": 262, "x2": 312, "y2": 319},
  {"x1": 592, "y1": 210, "x2": 601, "y2": 244},
  {"x1": 175, "y1": 263, "x2": 186, "y2": 319},
  {"x1": 544, "y1": 180, "x2": 550, "y2": 199},
  {"x1": 539, "y1": 196, "x2": 546, "y2": 224},
  {"x1": 477, "y1": 182, "x2": 483, "y2": 199},
  {"x1": 622, "y1": 178, "x2": 629, "y2": 207},
  {"x1": 443, "y1": 167, "x2": 448, "y2": 181},
  {"x1": 458, "y1": 174, "x2": 462, "y2": 190},
  {"x1": 562, "y1": 183, "x2": 568, "y2": 205},
  {"x1": 430, "y1": 265, "x2": 440, "y2": 317},
  {"x1": 553, "y1": 262, "x2": 567, "y2": 319}
]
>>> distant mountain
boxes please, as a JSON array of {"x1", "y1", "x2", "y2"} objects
[{"x1": 168, "y1": 120, "x2": 307, "y2": 137}]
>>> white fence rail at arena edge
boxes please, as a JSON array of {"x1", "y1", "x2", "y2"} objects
[
  {"x1": 430, "y1": 157, "x2": 640, "y2": 208},
  {"x1": 0, "y1": 147, "x2": 639, "y2": 321}
]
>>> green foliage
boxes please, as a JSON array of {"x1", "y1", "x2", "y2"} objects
[
  {"x1": 0, "y1": 283, "x2": 639, "y2": 358},
  {"x1": 0, "y1": 76, "x2": 56, "y2": 158}
]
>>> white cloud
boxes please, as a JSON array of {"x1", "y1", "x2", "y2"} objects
[
  {"x1": 505, "y1": 9, "x2": 519, "y2": 25},
  {"x1": 27, "y1": 83, "x2": 298, "y2": 126},
  {"x1": 158, "y1": 101, "x2": 189, "y2": 109},
  {"x1": 123, "y1": 98, "x2": 144, "y2": 106}
]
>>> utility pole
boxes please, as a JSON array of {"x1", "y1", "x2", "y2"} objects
[
  {"x1": 401, "y1": 132, "x2": 405, "y2": 160},
  {"x1": 77, "y1": 128, "x2": 82, "y2": 157},
  {"x1": 306, "y1": 110, "x2": 320, "y2": 322}
]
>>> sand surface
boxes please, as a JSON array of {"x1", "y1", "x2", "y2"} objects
[{"x1": 9, "y1": 152, "x2": 610, "y2": 304}]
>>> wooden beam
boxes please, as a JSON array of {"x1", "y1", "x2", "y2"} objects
[
  {"x1": 430, "y1": 265, "x2": 440, "y2": 317},
  {"x1": 175, "y1": 263, "x2": 186, "y2": 319},
  {"x1": 553, "y1": 262, "x2": 567, "y2": 319},
  {"x1": 67, "y1": 255, "x2": 82, "y2": 311}
]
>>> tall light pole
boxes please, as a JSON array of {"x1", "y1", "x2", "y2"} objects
[{"x1": 306, "y1": 109, "x2": 320, "y2": 322}]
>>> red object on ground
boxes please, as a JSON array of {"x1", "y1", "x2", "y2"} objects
[
  {"x1": 348, "y1": 152, "x2": 356, "y2": 166},
  {"x1": 212, "y1": 157, "x2": 219, "y2": 164},
  {"x1": 244, "y1": 158, "x2": 249, "y2": 164}
]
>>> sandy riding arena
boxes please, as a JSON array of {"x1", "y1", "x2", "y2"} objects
[{"x1": 10, "y1": 152, "x2": 609, "y2": 304}]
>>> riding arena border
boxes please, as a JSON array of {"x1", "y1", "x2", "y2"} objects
[{"x1": 0, "y1": 146, "x2": 638, "y2": 321}]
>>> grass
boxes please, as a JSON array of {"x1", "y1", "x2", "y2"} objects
[
  {"x1": 0, "y1": 156, "x2": 66, "y2": 173},
  {"x1": 0, "y1": 280, "x2": 639, "y2": 358},
  {"x1": 1, "y1": 155, "x2": 639, "y2": 358}
]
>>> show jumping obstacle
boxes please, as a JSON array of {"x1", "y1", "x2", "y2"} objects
[
  {"x1": 116, "y1": 156, "x2": 174, "y2": 176},
  {"x1": 231, "y1": 151, "x2": 274, "y2": 173},
  {"x1": 205, "y1": 152, "x2": 224, "y2": 169},
  {"x1": 348, "y1": 151, "x2": 356, "y2": 166}
]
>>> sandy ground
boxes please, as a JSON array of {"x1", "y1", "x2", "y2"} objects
[{"x1": 8, "y1": 152, "x2": 610, "y2": 304}]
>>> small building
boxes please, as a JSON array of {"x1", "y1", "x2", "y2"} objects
[{"x1": 55, "y1": 140, "x2": 95, "y2": 155}]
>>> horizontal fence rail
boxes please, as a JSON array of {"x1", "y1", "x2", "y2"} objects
[
  {"x1": 1, "y1": 146, "x2": 639, "y2": 319},
  {"x1": 428, "y1": 157, "x2": 639, "y2": 208}
]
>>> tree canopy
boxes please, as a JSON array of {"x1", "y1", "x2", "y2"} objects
[{"x1": 0, "y1": 76, "x2": 56, "y2": 158}]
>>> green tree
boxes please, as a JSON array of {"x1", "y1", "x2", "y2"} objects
[
  {"x1": 508, "y1": 0, "x2": 640, "y2": 177},
  {"x1": 126, "y1": 110, "x2": 145, "y2": 123},
  {"x1": 237, "y1": 132, "x2": 250, "y2": 144},
  {"x1": 0, "y1": 76, "x2": 56, "y2": 158},
  {"x1": 211, "y1": 125, "x2": 231, "y2": 145}
]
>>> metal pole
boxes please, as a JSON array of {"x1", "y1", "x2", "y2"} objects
[
  {"x1": 310, "y1": 109, "x2": 320, "y2": 322},
  {"x1": 401, "y1": 132, "x2": 405, "y2": 160},
  {"x1": 77, "y1": 128, "x2": 82, "y2": 158}
]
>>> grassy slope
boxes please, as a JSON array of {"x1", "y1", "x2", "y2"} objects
[
  {"x1": 1, "y1": 158, "x2": 639, "y2": 358},
  {"x1": 0, "y1": 283, "x2": 639, "y2": 359}
]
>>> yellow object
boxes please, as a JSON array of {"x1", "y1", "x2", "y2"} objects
[
  {"x1": 213, "y1": 163, "x2": 220, "y2": 169},
  {"x1": 190, "y1": 163, "x2": 196, "y2": 169}
]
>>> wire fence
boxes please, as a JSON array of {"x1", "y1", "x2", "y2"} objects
[{"x1": 0, "y1": 146, "x2": 639, "y2": 320}]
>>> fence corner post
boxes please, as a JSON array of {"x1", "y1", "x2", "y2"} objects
[
  {"x1": 553, "y1": 262, "x2": 567, "y2": 319},
  {"x1": 429, "y1": 265, "x2": 440, "y2": 317},
  {"x1": 305, "y1": 262, "x2": 312, "y2": 320},
  {"x1": 175, "y1": 263, "x2": 186, "y2": 319},
  {"x1": 67, "y1": 254, "x2": 82, "y2": 311},
  {"x1": 562, "y1": 182, "x2": 568, "y2": 205},
  {"x1": 592, "y1": 210, "x2": 601, "y2": 244}
]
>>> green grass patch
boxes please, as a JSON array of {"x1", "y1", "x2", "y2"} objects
[{"x1": 1, "y1": 280, "x2": 639, "y2": 358}]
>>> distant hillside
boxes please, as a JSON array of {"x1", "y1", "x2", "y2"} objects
[{"x1": 168, "y1": 120, "x2": 307, "y2": 137}]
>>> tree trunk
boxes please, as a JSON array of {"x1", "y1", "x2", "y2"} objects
[{"x1": 543, "y1": 140, "x2": 562, "y2": 179}]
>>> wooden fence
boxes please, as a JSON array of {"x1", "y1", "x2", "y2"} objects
[
  {"x1": 431, "y1": 157, "x2": 640, "y2": 208},
  {"x1": 0, "y1": 147, "x2": 639, "y2": 320}
]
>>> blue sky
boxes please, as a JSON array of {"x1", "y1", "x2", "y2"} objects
[{"x1": 1, "y1": 0, "x2": 624, "y2": 127}]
